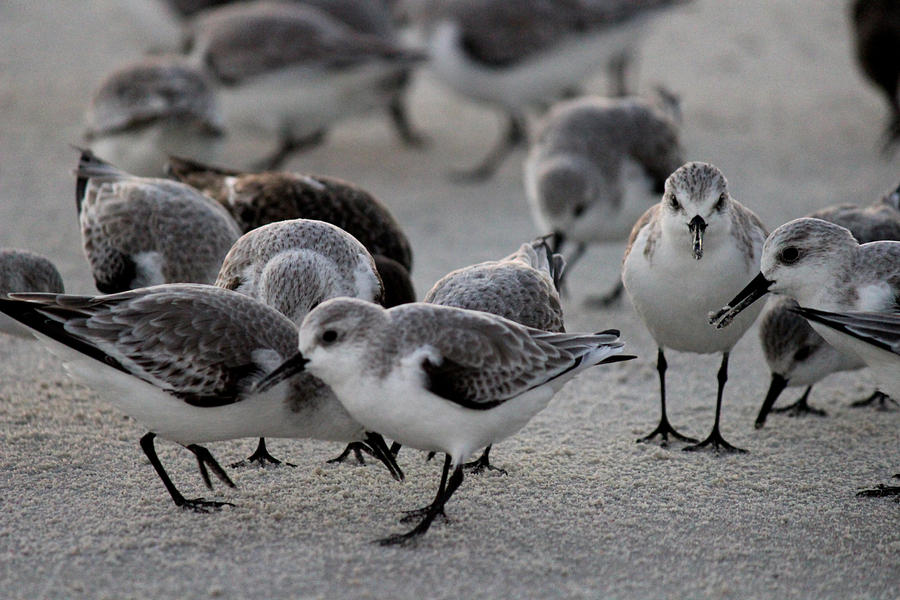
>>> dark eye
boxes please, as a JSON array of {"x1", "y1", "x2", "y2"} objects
[
  {"x1": 321, "y1": 330, "x2": 338, "y2": 343},
  {"x1": 793, "y1": 345, "x2": 813, "y2": 362},
  {"x1": 668, "y1": 193, "x2": 680, "y2": 210},
  {"x1": 714, "y1": 193, "x2": 726, "y2": 211},
  {"x1": 779, "y1": 247, "x2": 801, "y2": 264}
]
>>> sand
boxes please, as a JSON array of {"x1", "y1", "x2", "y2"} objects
[{"x1": 1, "y1": 1, "x2": 898, "y2": 598}]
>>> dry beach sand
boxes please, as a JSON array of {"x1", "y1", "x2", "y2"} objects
[{"x1": 1, "y1": 1, "x2": 899, "y2": 598}]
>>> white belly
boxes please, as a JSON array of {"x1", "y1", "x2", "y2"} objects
[{"x1": 624, "y1": 234, "x2": 764, "y2": 354}]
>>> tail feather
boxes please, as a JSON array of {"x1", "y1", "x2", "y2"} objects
[{"x1": 73, "y1": 147, "x2": 127, "y2": 213}]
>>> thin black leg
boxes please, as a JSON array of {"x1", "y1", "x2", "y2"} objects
[
  {"x1": 556, "y1": 242, "x2": 587, "y2": 298},
  {"x1": 186, "y1": 444, "x2": 236, "y2": 491},
  {"x1": 139, "y1": 432, "x2": 234, "y2": 512},
  {"x1": 637, "y1": 349, "x2": 697, "y2": 445},
  {"x1": 607, "y1": 49, "x2": 632, "y2": 96},
  {"x1": 684, "y1": 352, "x2": 747, "y2": 454},
  {"x1": 770, "y1": 385, "x2": 827, "y2": 417},
  {"x1": 450, "y1": 113, "x2": 526, "y2": 182},
  {"x1": 327, "y1": 442, "x2": 371, "y2": 466},
  {"x1": 230, "y1": 438, "x2": 296, "y2": 468},
  {"x1": 463, "y1": 445, "x2": 506, "y2": 475},
  {"x1": 381, "y1": 455, "x2": 463, "y2": 546},
  {"x1": 389, "y1": 92, "x2": 428, "y2": 148}
]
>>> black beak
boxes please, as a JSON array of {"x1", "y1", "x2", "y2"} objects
[
  {"x1": 755, "y1": 373, "x2": 788, "y2": 429},
  {"x1": 255, "y1": 352, "x2": 309, "y2": 393},
  {"x1": 688, "y1": 215, "x2": 706, "y2": 260},
  {"x1": 364, "y1": 432, "x2": 404, "y2": 482},
  {"x1": 708, "y1": 272, "x2": 773, "y2": 329}
]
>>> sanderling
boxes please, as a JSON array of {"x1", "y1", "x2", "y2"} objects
[
  {"x1": 215, "y1": 217, "x2": 385, "y2": 467},
  {"x1": 0, "y1": 250, "x2": 64, "y2": 338},
  {"x1": 523, "y1": 92, "x2": 683, "y2": 301},
  {"x1": 84, "y1": 56, "x2": 224, "y2": 177},
  {"x1": 422, "y1": 236, "x2": 566, "y2": 473},
  {"x1": 256, "y1": 297, "x2": 633, "y2": 544},
  {"x1": 412, "y1": 0, "x2": 689, "y2": 180},
  {"x1": 755, "y1": 184, "x2": 900, "y2": 426},
  {"x1": 75, "y1": 149, "x2": 241, "y2": 293},
  {"x1": 0, "y1": 284, "x2": 402, "y2": 511},
  {"x1": 623, "y1": 162, "x2": 767, "y2": 452},
  {"x1": 166, "y1": 155, "x2": 415, "y2": 303},
  {"x1": 710, "y1": 217, "x2": 899, "y2": 397},
  {"x1": 851, "y1": 0, "x2": 900, "y2": 150},
  {"x1": 184, "y1": 0, "x2": 424, "y2": 169}
]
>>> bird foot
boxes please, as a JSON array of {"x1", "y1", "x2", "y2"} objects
[
  {"x1": 177, "y1": 497, "x2": 235, "y2": 513},
  {"x1": 850, "y1": 391, "x2": 897, "y2": 410},
  {"x1": 327, "y1": 442, "x2": 370, "y2": 466},
  {"x1": 230, "y1": 448, "x2": 295, "y2": 469},
  {"x1": 399, "y1": 505, "x2": 448, "y2": 525},
  {"x1": 683, "y1": 430, "x2": 747, "y2": 454},
  {"x1": 772, "y1": 398, "x2": 827, "y2": 418},
  {"x1": 463, "y1": 455, "x2": 506, "y2": 476},
  {"x1": 856, "y1": 484, "x2": 900, "y2": 500},
  {"x1": 637, "y1": 419, "x2": 698, "y2": 446}
]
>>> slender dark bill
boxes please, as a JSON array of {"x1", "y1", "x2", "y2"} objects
[
  {"x1": 688, "y1": 215, "x2": 706, "y2": 260},
  {"x1": 708, "y1": 272, "x2": 773, "y2": 329},
  {"x1": 255, "y1": 352, "x2": 309, "y2": 393}
]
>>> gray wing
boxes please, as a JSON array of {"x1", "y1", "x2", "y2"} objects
[
  {"x1": 425, "y1": 261, "x2": 565, "y2": 332},
  {"x1": 2, "y1": 285, "x2": 298, "y2": 406},
  {"x1": 448, "y1": 0, "x2": 687, "y2": 67},
  {"x1": 390, "y1": 304, "x2": 619, "y2": 408},
  {"x1": 811, "y1": 204, "x2": 900, "y2": 243},
  {"x1": 189, "y1": 2, "x2": 411, "y2": 84},
  {"x1": 791, "y1": 307, "x2": 900, "y2": 356},
  {"x1": 80, "y1": 176, "x2": 240, "y2": 290}
]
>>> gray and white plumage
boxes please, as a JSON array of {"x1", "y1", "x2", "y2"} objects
[
  {"x1": 75, "y1": 149, "x2": 241, "y2": 294},
  {"x1": 712, "y1": 217, "x2": 899, "y2": 399},
  {"x1": 524, "y1": 94, "x2": 682, "y2": 288},
  {"x1": 216, "y1": 218, "x2": 384, "y2": 325},
  {"x1": 755, "y1": 184, "x2": 900, "y2": 425},
  {"x1": 166, "y1": 156, "x2": 415, "y2": 302},
  {"x1": 623, "y1": 162, "x2": 767, "y2": 451},
  {"x1": 84, "y1": 55, "x2": 224, "y2": 177},
  {"x1": 185, "y1": 0, "x2": 423, "y2": 168},
  {"x1": 423, "y1": 236, "x2": 565, "y2": 472},
  {"x1": 215, "y1": 217, "x2": 386, "y2": 466},
  {"x1": 0, "y1": 284, "x2": 399, "y2": 509},
  {"x1": 413, "y1": 0, "x2": 689, "y2": 179},
  {"x1": 425, "y1": 237, "x2": 565, "y2": 332},
  {"x1": 789, "y1": 308, "x2": 900, "y2": 400},
  {"x1": 0, "y1": 249, "x2": 65, "y2": 338},
  {"x1": 267, "y1": 297, "x2": 630, "y2": 542}
]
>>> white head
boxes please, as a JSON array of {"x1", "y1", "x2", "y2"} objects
[
  {"x1": 526, "y1": 153, "x2": 607, "y2": 237},
  {"x1": 759, "y1": 218, "x2": 859, "y2": 305},
  {"x1": 660, "y1": 162, "x2": 732, "y2": 260},
  {"x1": 297, "y1": 297, "x2": 391, "y2": 386},
  {"x1": 711, "y1": 218, "x2": 860, "y2": 329}
]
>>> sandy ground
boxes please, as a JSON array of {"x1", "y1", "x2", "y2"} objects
[{"x1": 1, "y1": 1, "x2": 899, "y2": 598}]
